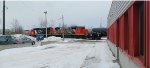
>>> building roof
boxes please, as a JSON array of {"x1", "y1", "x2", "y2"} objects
[{"x1": 107, "y1": 1, "x2": 134, "y2": 28}]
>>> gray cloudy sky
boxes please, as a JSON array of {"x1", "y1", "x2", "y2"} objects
[{"x1": 0, "y1": 1, "x2": 111, "y2": 30}]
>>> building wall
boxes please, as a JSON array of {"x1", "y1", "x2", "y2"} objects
[
  {"x1": 107, "y1": 40, "x2": 140, "y2": 68},
  {"x1": 145, "y1": 2, "x2": 150, "y2": 68},
  {"x1": 107, "y1": 1, "x2": 150, "y2": 68}
]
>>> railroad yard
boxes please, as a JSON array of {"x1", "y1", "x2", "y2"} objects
[{"x1": 0, "y1": 0, "x2": 148, "y2": 68}]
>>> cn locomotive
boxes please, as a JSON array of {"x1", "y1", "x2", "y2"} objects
[
  {"x1": 28, "y1": 26, "x2": 89, "y2": 39},
  {"x1": 28, "y1": 26, "x2": 107, "y2": 40}
]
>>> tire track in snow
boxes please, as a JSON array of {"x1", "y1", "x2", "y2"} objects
[{"x1": 80, "y1": 41, "x2": 120, "y2": 68}]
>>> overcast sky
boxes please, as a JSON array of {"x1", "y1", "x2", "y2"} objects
[{"x1": 0, "y1": 1, "x2": 112, "y2": 30}]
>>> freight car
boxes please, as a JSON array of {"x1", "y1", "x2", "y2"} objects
[{"x1": 87, "y1": 28, "x2": 107, "y2": 40}]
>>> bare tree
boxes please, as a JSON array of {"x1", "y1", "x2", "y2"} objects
[
  {"x1": 11, "y1": 19, "x2": 24, "y2": 34},
  {"x1": 71, "y1": 24, "x2": 77, "y2": 27},
  {"x1": 64, "y1": 24, "x2": 68, "y2": 28},
  {"x1": 18, "y1": 25, "x2": 24, "y2": 33},
  {"x1": 39, "y1": 17, "x2": 46, "y2": 28},
  {"x1": 0, "y1": 18, "x2": 1, "y2": 25}
]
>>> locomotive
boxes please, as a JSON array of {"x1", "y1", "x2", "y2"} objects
[
  {"x1": 28, "y1": 26, "x2": 90, "y2": 39},
  {"x1": 28, "y1": 26, "x2": 107, "y2": 40}
]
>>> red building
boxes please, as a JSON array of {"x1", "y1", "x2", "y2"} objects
[{"x1": 107, "y1": 1, "x2": 150, "y2": 68}]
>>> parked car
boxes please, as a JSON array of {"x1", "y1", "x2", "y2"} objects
[
  {"x1": 36, "y1": 34, "x2": 44, "y2": 41},
  {"x1": 21, "y1": 37, "x2": 35, "y2": 45},
  {"x1": 11, "y1": 36, "x2": 23, "y2": 44},
  {"x1": 0, "y1": 35, "x2": 16, "y2": 45}
]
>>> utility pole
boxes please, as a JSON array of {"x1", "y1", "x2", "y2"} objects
[
  {"x1": 44, "y1": 11, "x2": 47, "y2": 38},
  {"x1": 59, "y1": 23, "x2": 61, "y2": 27},
  {"x1": 3, "y1": 0, "x2": 5, "y2": 35},
  {"x1": 62, "y1": 15, "x2": 64, "y2": 41}
]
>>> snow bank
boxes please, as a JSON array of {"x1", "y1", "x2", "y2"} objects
[
  {"x1": 59, "y1": 38, "x2": 76, "y2": 43},
  {"x1": 48, "y1": 36, "x2": 62, "y2": 41},
  {"x1": 101, "y1": 37, "x2": 107, "y2": 40},
  {"x1": 13, "y1": 34, "x2": 25, "y2": 38},
  {"x1": 41, "y1": 38, "x2": 49, "y2": 42},
  {"x1": 42, "y1": 36, "x2": 62, "y2": 42},
  {"x1": 41, "y1": 36, "x2": 78, "y2": 43}
]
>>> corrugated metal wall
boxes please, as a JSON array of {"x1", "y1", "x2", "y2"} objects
[
  {"x1": 145, "y1": 2, "x2": 150, "y2": 68},
  {"x1": 107, "y1": 1, "x2": 150, "y2": 68},
  {"x1": 107, "y1": 1, "x2": 134, "y2": 28}
]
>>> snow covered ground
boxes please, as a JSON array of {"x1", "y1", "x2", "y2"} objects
[
  {"x1": 0, "y1": 38, "x2": 120, "y2": 68},
  {"x1": 42, "y1": 36, "x2": 62, "y2": 42}
]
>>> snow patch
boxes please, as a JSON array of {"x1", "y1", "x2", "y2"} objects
[{"x1": 42, "y1": 36, "x2": 62, "y2": 42}]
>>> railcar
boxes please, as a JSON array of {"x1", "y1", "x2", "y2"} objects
[
  {"x1": 90, "y1": 28, "x2": 107, "y2": 40},
  {"x1": 92, "y1": 28, "x2": 107, "y2": 36}
]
